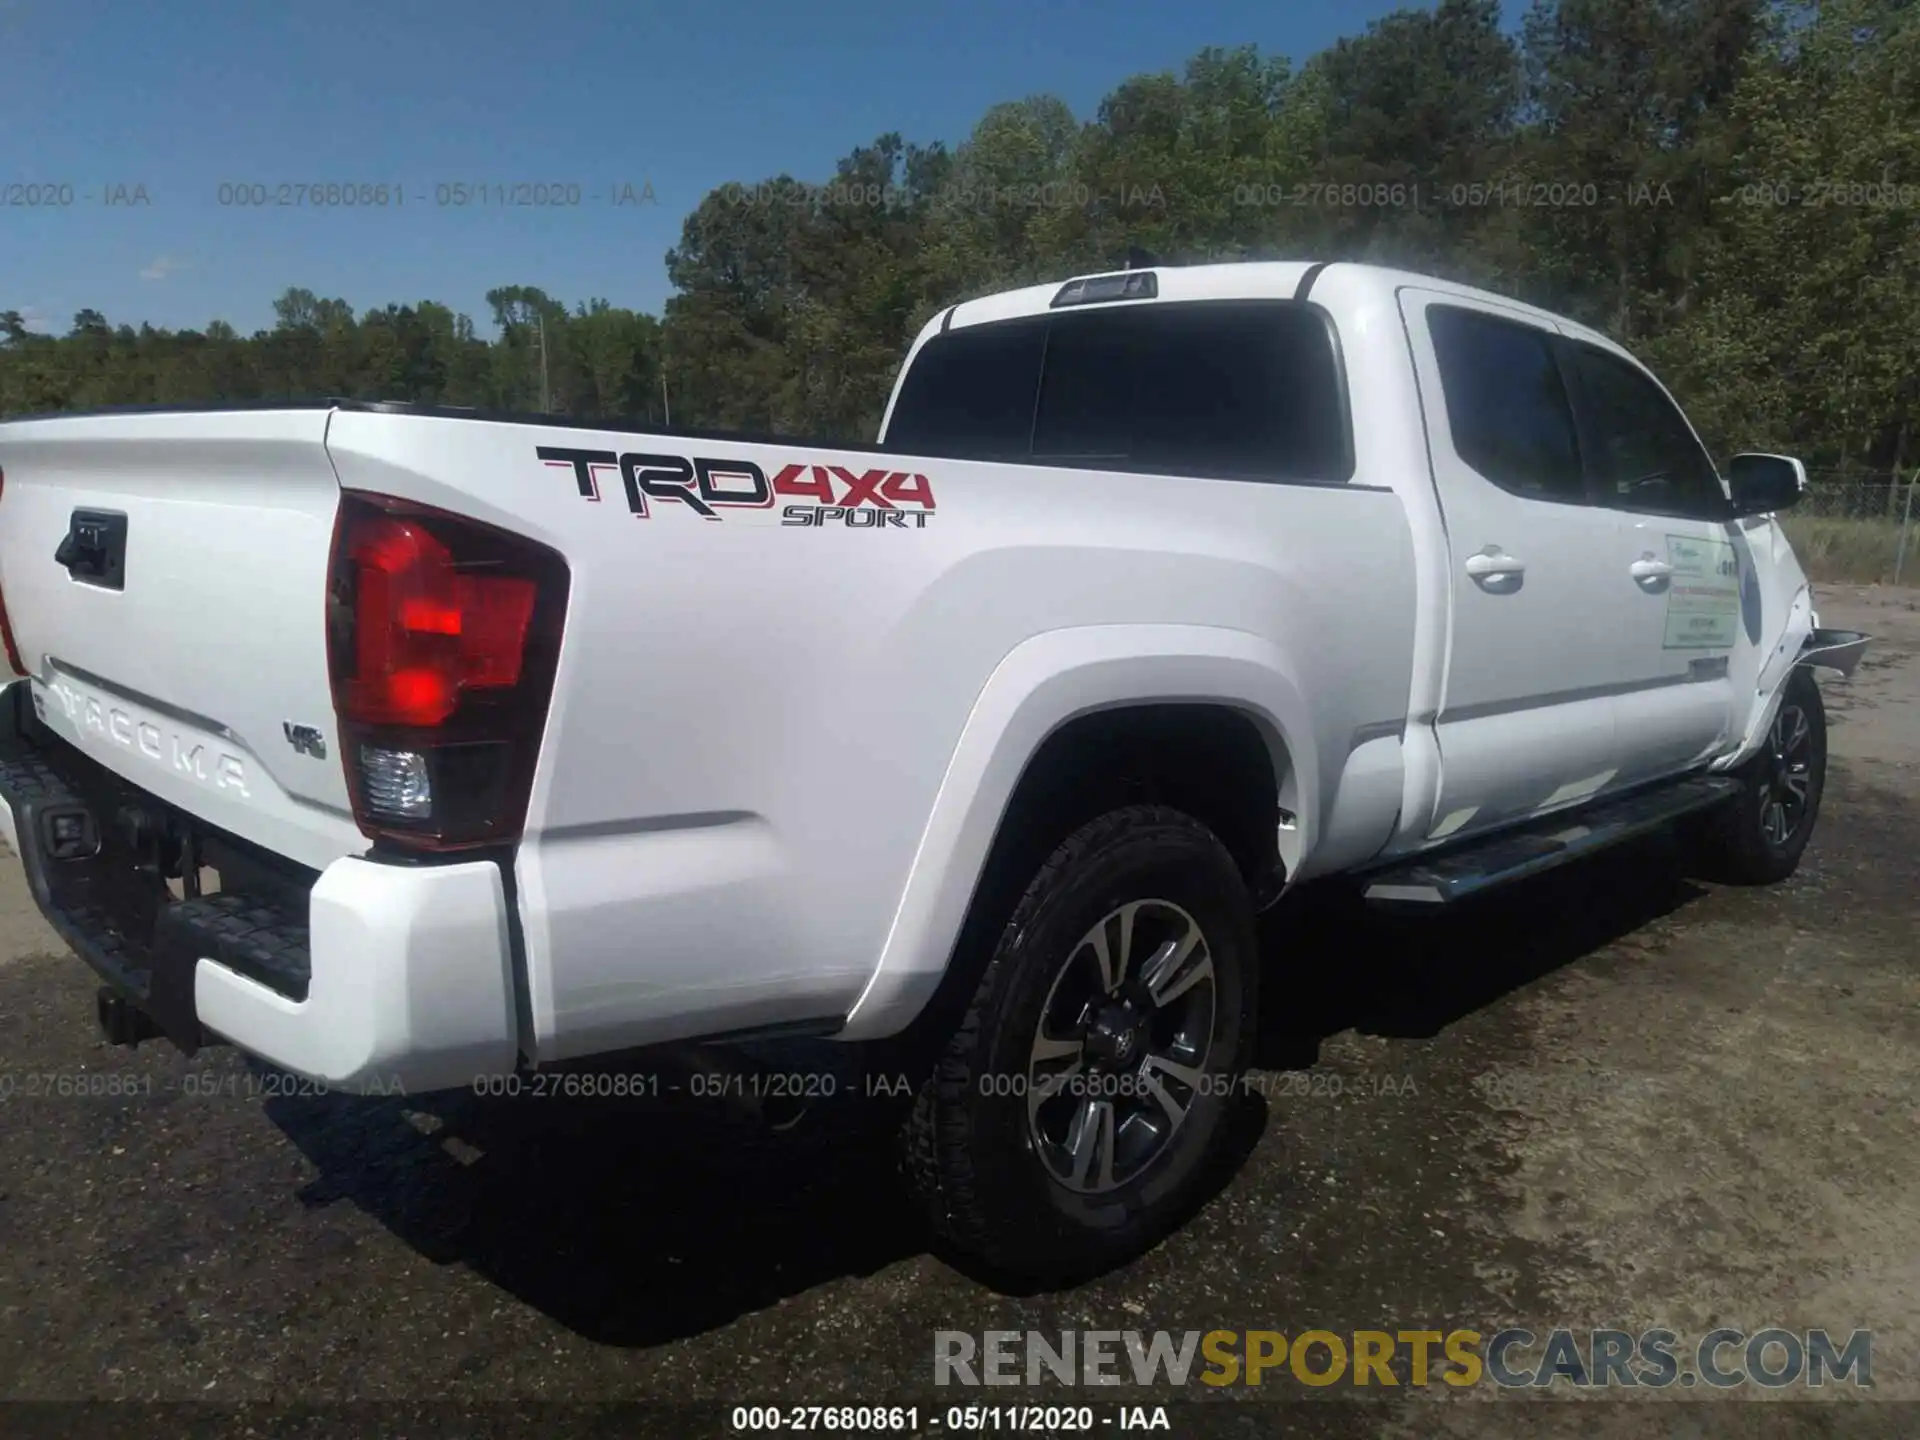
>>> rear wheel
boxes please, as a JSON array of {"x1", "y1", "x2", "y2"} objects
[
  {"x1": 1691, "y1": 666, "x2": 1827, "y2": 885},
  {"x1": 902, "y1": 805, "x2": 1257, "y2": 1283}
]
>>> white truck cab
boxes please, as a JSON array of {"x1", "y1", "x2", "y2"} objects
[{"x1": 0, "y1": 260, "x2": 1869, "y2": 1279}]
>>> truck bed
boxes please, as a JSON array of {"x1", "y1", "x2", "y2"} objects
[{"x1": 0, "y1": 396, "x2": 1417, "y2": 1073}]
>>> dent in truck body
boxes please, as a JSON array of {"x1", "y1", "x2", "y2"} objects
[{"x1": 1712, "y1": 516, "x2": 1817, "y2": 773}]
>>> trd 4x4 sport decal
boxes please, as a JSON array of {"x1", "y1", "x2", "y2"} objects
[
  {"x1": 538, "y1": 447, "x2": 937, "y2": 527},
  {"x1": 770, "y1": 463, "x2": 937, "y2": 529}
]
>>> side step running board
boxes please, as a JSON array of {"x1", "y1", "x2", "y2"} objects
[{"x1": 1361, "y1": 776, "x2": 1743, "y2": 907}]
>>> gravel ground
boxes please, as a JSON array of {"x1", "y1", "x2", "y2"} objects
[{"x1": 1, "y1": 583, "x2": 1915, "y2": 1440}]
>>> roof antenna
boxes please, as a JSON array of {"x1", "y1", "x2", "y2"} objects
[{"x1": 1124, "y1": 245, "x2": 1158, "y2": 271}]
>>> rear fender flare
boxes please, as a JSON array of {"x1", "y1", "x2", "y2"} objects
[{"x1": 835, "y1": 624, "x2": 1315, "y2": 1041}]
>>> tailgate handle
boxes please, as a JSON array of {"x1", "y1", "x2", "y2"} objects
[{"x1": 55, "y1": 509, "x2": 128, "y2": 591}]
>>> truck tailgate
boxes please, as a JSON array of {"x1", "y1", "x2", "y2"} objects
[{"x1": 0, "y1": 409, "x2": 362, "y2": 870}]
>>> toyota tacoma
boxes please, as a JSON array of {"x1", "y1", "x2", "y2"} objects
[{"x1": 0, "y1": 260, "x2": 1870, "y2": 1279}]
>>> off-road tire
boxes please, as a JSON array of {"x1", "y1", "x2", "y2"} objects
[{"x1": 902, "y1": 805, "x2": 1257, "y2": 1283}]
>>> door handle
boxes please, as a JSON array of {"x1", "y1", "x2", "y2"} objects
[
  {"x1": 1630, "y1": 556, "x2": 1675, "y2": 583},
  {"x1": 55, "y1": 509, "x2": 129, "y2": 590},
  {"x1": 1464, "y1": 549, "x2": 1526, "y2": 582}
]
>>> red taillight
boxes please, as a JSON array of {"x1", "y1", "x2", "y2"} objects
[
  {"x1": 341, "y1": 514, "x2": 537, "y2": 726},
  {"x1": 328, "y1": 493, "x2": 569, "y2": 852},
  {"x1": 0, "y1": 466, "x2": 26, "y2": 678}
]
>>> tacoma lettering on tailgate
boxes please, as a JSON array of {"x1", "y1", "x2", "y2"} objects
[{"x1": 45, "y1": 678, "x2": 250, "y2": 798}]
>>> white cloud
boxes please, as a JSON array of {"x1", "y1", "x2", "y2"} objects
[{"x1": 139, "y1": 255, "x2": 186, "y2": 282}]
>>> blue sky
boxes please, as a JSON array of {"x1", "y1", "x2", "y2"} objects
[{"x1": 2, "y1": 0, "x2": 1489, "y2": 338}]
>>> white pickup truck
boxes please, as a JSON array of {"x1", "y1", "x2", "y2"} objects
[{"x1": 0, "y1": 260, "x2": 1870, "y2": 1279}]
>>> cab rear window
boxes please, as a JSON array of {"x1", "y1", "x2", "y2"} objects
[{"x1": 885, "y1": 299, "x2": 1352, "y2": 484}]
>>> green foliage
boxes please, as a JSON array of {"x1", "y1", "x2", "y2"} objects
[
  {"x1": 1779, "y1": 513, "x2": 1915, "y2": 582},
  {"x1": 2, "y1": 0, "x2": 1914, "y2": 487},
  {"x1": 0, "y1": 284, "x2": 658, "y2": 425}
]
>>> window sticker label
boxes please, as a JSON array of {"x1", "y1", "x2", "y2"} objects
[{"x1": 1663, "y1": 534, "x2": 1740, "y2": 649}]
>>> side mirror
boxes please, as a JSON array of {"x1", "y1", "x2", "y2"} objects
[{"x1": 1727, "y1": 453, "x2": 1807, "y2": 516}]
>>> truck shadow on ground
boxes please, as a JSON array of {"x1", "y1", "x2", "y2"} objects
[
  {"x1": 1253, "y1": 831, "x2": 1709, "y2": 1070},
  {"x1": 263, "y1": 834, "x2": 1708, "y2": 1349}
]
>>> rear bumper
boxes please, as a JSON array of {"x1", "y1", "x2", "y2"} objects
[
  {"x1": 0, "y1": 680, "x2": 519, "y2": 1093},
  {"x1": 198, "y1": 858, "x2": 519, "y2": 1093}
]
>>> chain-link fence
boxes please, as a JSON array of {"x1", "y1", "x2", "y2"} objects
[
  {"x1": 1795, "y1": 477, "x2": 1913, "y2": 520},
  {"x1": 1778, "y1": 472, "x2": 1919, "y2": 586}
]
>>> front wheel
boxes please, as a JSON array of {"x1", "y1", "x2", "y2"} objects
[
  {"x1": 901, "y1": 805, "x2": 1258, "y2": 1284},
  {"x1": 1690, "y1": 666, "x2": 1827, "y2": 885}
]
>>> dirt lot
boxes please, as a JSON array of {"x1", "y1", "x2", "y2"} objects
[{"x1": 1, "y1": 584, "x2": 1915, "y2": 1439}]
